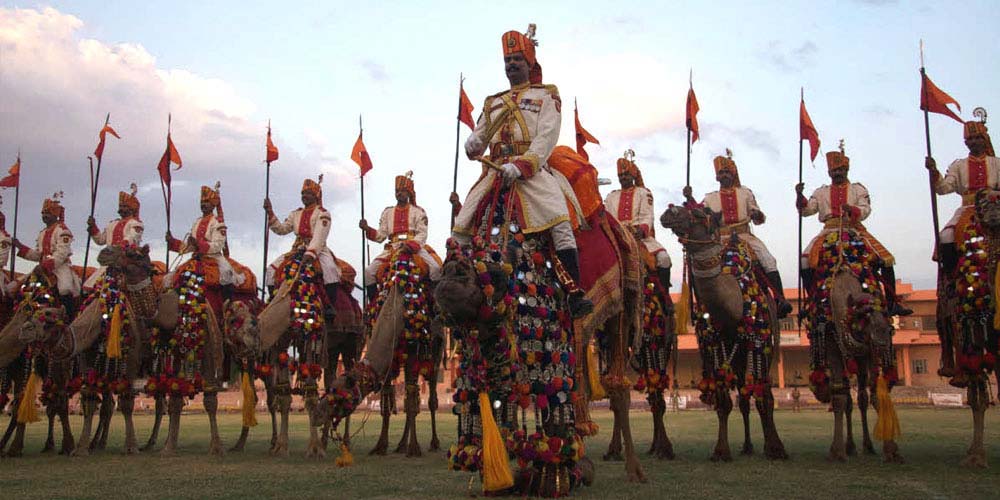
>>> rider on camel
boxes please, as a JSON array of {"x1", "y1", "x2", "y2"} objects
[
  {"x1": 85, "y1": 183, "x2": 144, "y2": 289},
  {"x1": 796, "y1": 141, "x2": 912, "y2": 317},
  {"x1": 14, "y1": 193, "x2": 80, "y2": 315}
]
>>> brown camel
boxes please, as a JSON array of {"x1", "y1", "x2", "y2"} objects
[{"x1": 661, "y1": 204, "x2": 788, "y2": 461}]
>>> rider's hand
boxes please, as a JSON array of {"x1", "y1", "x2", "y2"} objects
[
  {"x1": 465, "y1": 134, "x2": 484, "y2": 160},
  {"x1": 750, "y1": 209, "x2": 765, "y2": 224},
  {"x1": 925, "y1": 156, "x2": 937, "y2": 171},
  {"x1": 449, "y1": 192, "x2": 460, "y2": 208},
  {"x1": 263, "y1": 198, "x2": 273, "y2": 217},
  {"x1": 682, "y1": 185, "x2": 694, "y2": 201},
  {"x1": 301, "y1": 252, "x2": 316, "y2": 267},
  {"x1": 795, "y1": 182, "x2": 805, "y2": 195},
  {"x1": 501, "y1": 163, "x2": 521, "y2": 185},
  {"x1": 358, "y1": 219, "x2": 368, "y2": 231}
]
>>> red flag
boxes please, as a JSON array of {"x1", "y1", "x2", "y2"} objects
[
  {"x1": 157, "y1": 133, "x2": 182, "y2": 186},
  {"x1": 920, "y1": 71, "x2": 962, "y2": 124},
  {"x1": 686, "y1": 87, "x2": 700, "y2": 143},
  {"x1": 0, "y1": 157, "x2": 19, "y2": 188},
  {"x1": 458, "y1": 85, "x2": 475, "y2": 131},
  {"x1": 574, "y1": 104, "x2": 600, "y2": 160},
  {"x1": 799, "y1": 97, "x2": 821, "y2": 162},
  {"x1": 266, "y1": 125, "x2": 279, "y2": 163},
  {"x1": 351, "y1": 133, "x2": 373, "y2": 177},
  {"x1": 93, "y1": 123, "x2": 120, "y2": 162}
]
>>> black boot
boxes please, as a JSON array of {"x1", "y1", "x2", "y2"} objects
[
  {"x1": 58, "y1": 293, "x2": 77, "y2": 319},
  {"x1": 939, "y1": 243, "x2": 958, "y2": 275},
  {"x1": 765, "y1": 271, "x2": 793, "y2": 319},
  {"x1": 221, "y1": 284, "x2": 235, "y2": 303},
  {"x1": 798, "y1": 268, "x2": 815, "y2": 321},
  {"x1": 656, "y1": 266, "x2": 672, "y2": 291},
  {"x1": 880, "y1": 265, "x2": 912, "y2": 317},
  {"x1": 555, "y1": 249, "x2": 593, "y2": 319},
  {"x1": 323, "y1": 284, "x2": 339, "y2": 320},
  {"x1": 365, "y1": 284, "x2": 378, "y2": 304}
]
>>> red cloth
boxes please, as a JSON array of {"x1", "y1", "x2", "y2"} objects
[
  {"x1": 686, "y1": 87, "x2": 700, "y2": 143},
  {"x1": 351, "y1": 133, "x2": 373, "y2": 176},
  {"x1": 458, "y1": 86, "x2": 475, "y2": 131},
  {"x1": 968, "y1": 156, "x2": 987, "y2": 190},
  {"x1": 575, "y1": 210, "x2": 621, "y2": 292},
  {"x1": 94, "y1": 123, "x2": 120, "y2": 162},
  {"x1": 266, "y1": 126, "x2": 279, "y2": 163},
  {"x1": 392, "y1": 206, "x2": 409, "y2": 234},
  {"x1": 920, "y1": 71, "x2": 962, "y2": 124},
  {"x1": 0, "y1": 158, "x2": 19, "y2": 188},
  {"x1": 574, "y1": 105, "x2": 599, "y2": 160},
  {"x1": 719, "y1": 188, "x2": 740, "y2": 225},
  {"x1": 830, "y1": 184, "x2": 848, "y2": 218},
  {"x1": 297, "y1": 206, "x2": 316, "y2": 240},
  {"x1": 800, "y1": 97, "x2": 820, "y2": 162}
]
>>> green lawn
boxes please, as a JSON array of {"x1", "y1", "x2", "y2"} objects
[{"x1": 0, "y1": 408, "x2": 998, "y2": 499}]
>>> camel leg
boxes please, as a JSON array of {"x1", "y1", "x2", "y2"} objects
[
  {"x1": 41, "y1": 403, "x2": 56, "y2": 453},
  {"x1": 230, "y1": 426, "x2": 250, "y2": 453},
  {"x1": 305, "y1": 388, "x2": 325, "y2": 459},
  {"x1": 160, "y1": 395, "x2": 183, "y2": 456},
  {"x1": 7, "y1": 422, "x2": 25, "y2": 457},
  {"x1": 205, "y1": 391, "x2": 224, "y2": 456},
  {"x1": 961, "y1": 381, "x2": 988, "y2": 468},
  {"x1": 844, "y1": 387, "x2": 857, "y2": 457},
  {"x1": 56, "y1": 394, "x2": 74, "y2": 455},
  {"x1": 856, "y1": 371, "x2": 876, "y2": 455},
  {"x1": 91, "y1": 393, "x2": 115, "y2": 451},
  {"x1": 120, "y1": 393, "x2": 139, "y2": 455},
  {"x1": 757, "y1": 385, "x2": 788, "y2": 460},
  {"x1": 828, "y1": 392, "x2": 849, "y2": 462},
  {"x1": 710, "y1": 387, "x2": 733, "y2": 462},
  {"x1": 141, "y1": 395, "x2": 165, "y2": 452},
  {"x1": 271, "y1": 392, "x2": 290, "y2": 457},
  {"x1": 610, "y1": 387, "x2": 647, "y2": 482},
  {"x1": 428, "y1": 375, "x2": 440, "y2": 452},
  {"x1": 738, "y1": 390, "x2": 754, "y2": 455},
  {"x1": 72, "y1": 395, "x2": 99, "y2": 457},
  {"x1": 648, "y1": 390, "x2": 674, "y2": 459},
  {"x1": 404, "y1": 382, "x2": 422, "y2": 457},
  {"x1": 603, "y1": 399, "x2": 624, "y2": 461},
  {"x1": 267, "y1": 384, "x2": 278, "y2": 450},
  {"x1": 370, "y1": 386, "x2": 392, "y2": 455},
  {"x1": 0, "y1": 408, "x2": 18, "y2": 454}
]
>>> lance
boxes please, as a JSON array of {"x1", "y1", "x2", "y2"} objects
[
  {"x1": 919, "y1": 41, "x2": 943, "y2": 261},
  {"x1": 797, "y1": 88, "x2": 805, "y2": 330},
  {"x1": 359, "y1": 115, "x2": 368, "y2": 305},
  {"x1": 160, "y1": 114, "x2": 173, "y2": 266},
  {"x1": 81, "y1": 113, "x2": 111, "y2": 294},
  {"x1": 684, "y1": 70, "x2": 697, "y2": 325},
  {"x1": 451, "y1": 74, "x2": 464, "y2": 230},
  {"x1": 9, "y1": 152, "x2": 21, "y2": 279},
  {"x1": 261, "y1": 120, "x2": 273, "y2": 301}
]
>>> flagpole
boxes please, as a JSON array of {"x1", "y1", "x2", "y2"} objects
[
  {"x1": 162, "y1": 114, "x2": 173, "y2": 266},
  {"x1": 684, "y1": 70, "x2": 696, "y2": 325},
  {"x1": 919, "y1": 43, "x2": 942, "y2": 255},
  {"x1": 9, "y1": 153, "x2": 20, "y2": 279},
  {"x1": 451, "y1": 74, "x2": 464, "y2": 230},
  {"x1": 797, "y1": 89, "x2": 805, "y2": 331},
  {"x1": 686, "y1": 69, "x2": 693, "y2": 188},
  {"x1": 81, "y1": 113, "x2": 111, "y2": 294},
  {"x1": 359, "y1": 115, "x2": 367, "y2": 306},
  {"x1": 262, "y1": 120, "x2": 272, "y2": 301}
]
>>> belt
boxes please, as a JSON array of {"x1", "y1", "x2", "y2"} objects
[
  {"x1": 719, "y1": 222, "x2": 750, "y2": 235},
  {"x1": 489, "y1": 141, "x2": 531, "y2": 162},
  {"x1": 962, "y1": 193, "x2": 976, "y2": 205},
  {"x1": 822, "y1": 219, "x2": 866, "y2": 230}
]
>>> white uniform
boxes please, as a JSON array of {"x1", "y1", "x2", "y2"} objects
[
  {"x1": 0, "y1": 228, "x2": 11, "y2": 296},
  {"x1": 20, "y1": 223, "x2": 81, "y2": 296},
  {"x1": 171, "y1": 214, "x2": 245, "y2": 286},
  {"x1": 799, "y1": 182, "x2": 876, "y2": 268},
  {"x1": 84, "y1": 216, "x2": 145, "y2": 288},
  {"x1": 934, "y1": 156, "x2": 1000, "y2": 243},
  {"x1": 455, "y1": 82, "x2": 580, "y2": 250},
  {"x1": 701, "y1": 186, "x2": 776, "y2": 272},
  {"x1": 364, "y1": 204, "x2": 441, "y2": 283},
  {"x1": 605, "y1": 186, "x2": 671, "y2": 269},
  {"x1": 267, "y1": 205, "x2": 341, "y2": 286}
]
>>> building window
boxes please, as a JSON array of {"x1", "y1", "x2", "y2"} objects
[
  {"x1": 913, "y1": 359, "x2": 928, "y2": 375},
  {"x1": 921, "y1": 316, "x2": 937, "y2": 331}
]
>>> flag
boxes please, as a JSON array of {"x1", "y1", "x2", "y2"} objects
[
  {"x1": 799, "y1": 97, "x2": 821, "y2": 162},
  {"x1": 351, "y1": 132, "x2": 373, "y2": 177},
  {"x1": 458, "y1": 85, "x2": 475, "y2": 131},
  {"x1": 266, "y1": 125, "x2": 279, "y2": 163},
  {"x1": 93, "y1": 122, "x2": 120, "y2": 162},
  {"x1": 0, "y1": 157, "x2": 19, "y2": 188},
  {"x1": 686, "y1": 87, "x2": 700, "y2": 143},
  {"x1": 157, "y1": 133, "x2": 182, "y2": 187},
  {"x1": 920, "y1": 71, "x2": 962, "y2": 124},
  {"x1": 574, "y1": 104, "x2": 600, "y2": 160}
]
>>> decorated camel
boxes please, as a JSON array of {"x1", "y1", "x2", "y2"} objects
[{"x1": 661, "y1": 204, "x2": 788, "y2": 461}]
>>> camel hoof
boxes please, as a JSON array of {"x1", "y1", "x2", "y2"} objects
[
  {"x1": 305, "y1": 446, "x2": 326, "y2": 460},
  {"x1": 603, "y1": 451, "x2": 623, "y2": 462},
  {"x1": 937, "y1": 367, "x2": 955, "y2": 378},
  {"x1": 766, "y1": 445, "x2": 789, "y2": 460},
  {"x1": 269, "y1": 442, "x2": 289, "y2": 458},
  {"x1": 159, "y1": 447, "x2": 177, "y2": 458},
  {"x1": 229, "y1": 443, "x2": 246, "y2": 453},
  {"x1": 71, "y1": 447, "x2": 90, "y2": 458},
  {"x1": 740, "y1": 443, "x2": 754, "y2": 456},
  {"x1": 209, "y1": 438, "x2": 225, "y2": 457},
  {"x1": 429, "y1": 437, "x2": 441, "y2": 452},
  {"x1": 863, "y1": 442, "x2": 876, "y2": 455},
  {"x1": 5, "y1": 448, "x2": 22, "y2": 458},
  {"x1": 883, "y1": 452, "x2": 905, "y2": 464},
  {"x1": 578, "y1": 456, "x2": 596, "y2": 487},
  {"x1": 41, "y1": 441, "x2": 55, "y2": 454},
  {"x1": 60, "y1": 444, "x2": 75, "y2": 456},
  {"x1": 125, "y1": 446, "x2": 139, "y2": 456},
  {"x1": 846, "y1": 441, "x2": 857, "y2": 456},
  {"x1": 961, "y1": 452, "x2": 987, "y2": 468},
  {"x1": 710, "y1": 450, "x2": 732, "y2": 462},
  {"x1": 826, "y1": 452, "x2": 847, "y2": 463},
  {"x1": 139, "y1": 441, "x2": 157, "y2": 452},
  {"x1": 626, "y1": 459, "x2": 648, "y2": 483},
  {"x1": 369, "y1": 443, "x2": 388, "y2": 456},
  {"x1": 655, "y1": 445, "x2": 675, "y2": 460}
]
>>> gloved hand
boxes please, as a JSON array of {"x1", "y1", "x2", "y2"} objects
[
  {"x1": 464, "y1": 134, "x2": 484, "y2": 159},
  {"x1": 501, "y1": 163, "x2": 521, "y2": 185}
]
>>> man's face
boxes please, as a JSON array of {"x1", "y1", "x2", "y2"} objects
[
  {"x1": 504, "y1": 52, "x2": 530, "y2": 85},
  {"x1": 200, "y1": 201, "x2": 215, "y2": 214},
  {"x1": 395, "y1": 189, "x2": 409, "y2": 204},
  {"x1": 618, "y1": 171, "x2": 634, "y2": 188},
  {"x1": 829, "y1": 166, "x2": 849, "y2": 183},
  {"x1": 966, "y1": 134, "x2": 987, "y2": 156},
  {"x1": 118, "y1": 203, "x2": 133, "y2": 218},
  {"x1": 302, "y1": 191, "x2": 317, "y2": 206},
  {"x1": 717, "y1": 169, "x2": 735, "y2": 188},
  {"x1": 42, "y1": 212, "x2": 57, "y2": 225}
]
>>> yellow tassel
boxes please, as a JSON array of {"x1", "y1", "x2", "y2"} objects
[
  {"x1": 335, "y1": 442, "x2": 354, "y2": 467},
  {"x1": 873, "y1": 375, "x2": 901, "y2": 441},
  {"x1": 16, "y1": 371, "x2": 41, "y2": 424},
  {"x1": 107, "y1": 303, "x2": 123, "y2": 359},
  {"x1": 993, "y1": 265, "x2": 1000, "y2": 330},
  {"x1": 587, "y1": 342, "x2": 606, "y2": 401},
  {"x1": 479, "y1": 392, "x2": 513, "y2": 493},
  {"x1": 674, "y1": 279, "x2": 691, "y2": 335},
  {"x1": 241, "y1": 371, "x2": 258, "y2": 428}
]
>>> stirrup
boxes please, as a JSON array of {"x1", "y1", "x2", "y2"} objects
[{"x1": 888, "y1": 303, "x2": 913, "y2": 317}]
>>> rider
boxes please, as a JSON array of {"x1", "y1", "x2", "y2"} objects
[
  {"x1": 85, "y1": 183, "x2": 144, "y2": 289},
  {"x1": 0, "y1": 208, "x2": 12, "y2": 298},
  {"x1": 450, "y1": 25, "x2": 592, "y2": 318},
  {"x1": 684, "y1": 150, "x2": 792, "y2": 317},
  {"x1": 796, "y1": 143, "x2": 912, "y2": 317},
  {"x1": 359, "y1": 171, "x2": 441, "y2": 301},
  {"x1": 264, "y1": 176, "x2": 342, "y2": 313},
  {"x1": 925, "y1": 118, "x2": 999, "y2": 272},
  {"x1": 606, "y1": 151, "x2": 673, "y2": 292},
  {"x1": 14, "y1": 193, "x2": 80, "y2": 315}
]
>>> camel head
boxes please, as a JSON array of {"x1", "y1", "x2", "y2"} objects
[
  {"x1": 845, "y1": 292, "x2": 892, "y2": 349},
  {"x1": 100, "y1": 244, "x2": 155, "y2": 286},
  {"x1": 223, "y1": 299, "x2": 261, "y2": 361},
  {"x1": 660, "y1": 203, "x2": 722, "y2": 250},
  {"x1": 975, "y1": 189, "x2": 1000, "y2": 230},
  {"x1": 19, "y1": 306, "x2": 66, "y2": 345},
  {"x1": 434, "y1": 250, "x2": 510, "y2": 334}
]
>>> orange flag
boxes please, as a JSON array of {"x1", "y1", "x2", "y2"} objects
[
  {"x1": 93, "y1": 122, "x2": 120, "y2": 162},
  {"x1": 0, "y1": 157, "x2": 19, "y2": 188},
  {"x1": 266, "y1": 124, "x2": 279, "y2": 163},
  {"x1": 157, "y1": 133, "x2": 182, "y2": 187},
  {"x1": 920, "y1": 71, "x2": 962, "y2": 124},
  {"x1": 686, "y1": 86, "x2": 700, "y2": 144},
  {"x1": 574, "y1": 101, "x2": 600, "y2": 160},
  {"x1": 351, "y1": 133, "x2": 373, "y2": 177},
  {"x1": 799, "y1": 96, "x2": 820, "y2": 162},
  {"x1": 458, "y1": 85, "x2": 475, "y2": 131}
]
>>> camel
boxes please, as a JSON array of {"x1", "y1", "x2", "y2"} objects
[
  {"x1": 661, "y1": 204, "x2": 787, "y2": 462},
  {"x1": 937, "y1": 189, "x2": 1000, "y2": 467}
]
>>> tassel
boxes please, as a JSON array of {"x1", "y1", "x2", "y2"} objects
[
  {"x1": 241, "y1": 371, "x2": 258, "y2": 427},
  {"x1": 107, "y1": 303, "x2": 123, "y2": 359},
  {"x1": 16, "y1": 371, "x2": 41, "y2": 424},
  {"x1": 674, "y1": 279, "x2": 691, "y2": 335},
  {"x1": 873, "y1": 375, "x2": 901, "y2": 441},
  {"x1": 479, "y1": 392, "x2": 513, "y2": 493},
  {"x1": 587, "y1": 342, "x2": 606, "y2": 400},
  {"x1": 335, "y1": 442, "x2": 354, "y2": 467},
  {"x1": 993, "y1": 265, "x2": 1000, "y2": 330}
]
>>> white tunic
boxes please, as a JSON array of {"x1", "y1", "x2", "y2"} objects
[
  {"x1": 934, "y1": 156, "x2": 1000, "y2": 241},
  {"x1": 20, "y1": 223, "x2": 81, "y2": 297},
  {"x1": 701, "y1": 186, "x2": 776, "y2": 272},
  {"x1": 364, "y1": 204, "x2": 441, "y2": 282},
  {"x1": 604, "y1": 187, "x2": 671, "y2": 268},
  {"x1": 172, "y1": 214, "x2": 245, "y2": 286},
  {"x1": 267, "y1": 205, "x2": 341, "y2": 285},
  {"x1": 84, "y1": 216, "x2": 145, "y2": 288},
  {"x1": 0, "y1": 229, "x2": 11, "y2": 296}
]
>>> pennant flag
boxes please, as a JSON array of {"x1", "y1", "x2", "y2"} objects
[
  {"x1": 157, "y1": 133, "x2": 182, "y2": 187},
  {"x1": 93, "y1": 122, "x2": 120, "y2": 162},
  {"x1": 351, "y1": 133, "x2": 373, "y2": 177},
  {"x1": 574, "y1": 102, "x2": 600, "y2": 160},
  {"x1": 0, "y1": 157, "x2": 19, "y2": 188},
  {"x1": 920, "y1": 71, "x2": 962, "y2": 124},
  {"x1": 686, "y1": 87, "x2": 700, "y2": 144},
  {"x1": 458, "y1": 85, "x2": 475, "y2": 131},
  {"x1": 266, "y1": 125, "x2": 279, "y2": 163},
  {"x1": 799, "y1": 97, "x2": 821, "y2": 162}
]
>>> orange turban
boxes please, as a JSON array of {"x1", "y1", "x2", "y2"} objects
[
  {"x1": 302, "y1": 177, "x2": 323, "y2": 203},
  {"x1": 502, "y1": 26, "x2": 542, "y2": 84},
  {"x1": 395, "y1": 171, "x2": 415, "y2": 204},
  {"x1": 200, "y1": 185, "x2": 221, "y2": 207},
  {"x1": 965, "y1": 120, "x2": 995, "y2": 156},
  {"x1": 616, "y1": 156, "x2": 645, "y2": 188},
  {"x1": 825, "y1": 150, "x2": 850, "y2": 171},
  {"x1": 119, "y1": 183, "x2": 140, "y2": 215},
  {"x1": 713, "y1": 153, "x2": 741, "y2": 186},
  {"x1": 42, "y1": 195, "x2": 65, "y2": 221}
]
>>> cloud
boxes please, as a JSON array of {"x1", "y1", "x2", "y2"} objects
[
  {"x1": 359, "y1": 59, "x2": 389, "y2": 82},
  {"x1": 701, "y1": 123, "x2": 781, "y2": 160},
  {"x1": 758, "y1": 41, "x2": 818, "y2": 73}
]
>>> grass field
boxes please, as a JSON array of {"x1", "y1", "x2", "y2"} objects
[{"x1": 0, "y1": 408, "x2": 998, "y2": 499}]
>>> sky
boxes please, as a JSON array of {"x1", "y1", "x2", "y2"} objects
[{"x1": 1, "y1": 1, "x2": 998, "y2": 291}]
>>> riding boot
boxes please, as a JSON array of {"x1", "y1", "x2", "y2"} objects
[
  {"x1": 798, "y1": 268, "x2": 815, "y2": 321},
  {"x1": 555, "y1": 248, "x2": 593, "y2": 319},
  {"x1": 765, "y1": 271, "x2": 793, "y2": 319},
  {"x1": 221, "y1": 284, "x2": 235, "y2": 304},
  {"x1": 656, "y1": 266, "x2": 672, "y2": 290},
  {"x1": 880, "y1": 265, "x2": 913, "y2": 317},
  {"x1": 59, "y1": 293, "x2": 77, "y2": 319},
  {"x1": 323, "y1": 284, "x2": 339, "y2": 320},
  {"x1": 365, "y1": 284, "x2": 378, "y2": 304},
  {"x1": 938, "y1": 243, "x2": 958, "y2": 275}
]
